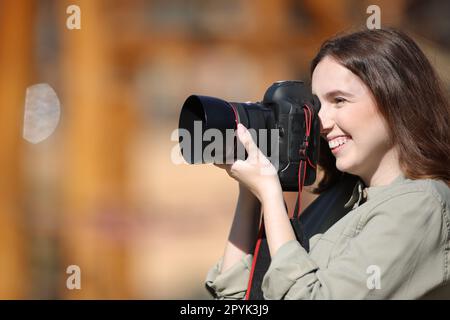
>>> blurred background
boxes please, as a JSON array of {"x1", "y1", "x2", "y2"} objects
[{"x1": 0, "y1": 0, "x2": 449, "y2": 299}]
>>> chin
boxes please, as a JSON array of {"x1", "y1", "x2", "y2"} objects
[
  {"x1": 335, "y1": 159, "x2": 347, "y2": 171},
  {"x1": 335, "y1": 160, "x2": 355, "y2": 175}
]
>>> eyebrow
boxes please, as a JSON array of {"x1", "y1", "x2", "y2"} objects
[{"x1": 323, "y1": 90, "x2": 354, "y2": 99}]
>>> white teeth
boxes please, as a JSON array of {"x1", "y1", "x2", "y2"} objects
[{"x1": 329, "y1": 136, "x2": 350, "y2": 149}]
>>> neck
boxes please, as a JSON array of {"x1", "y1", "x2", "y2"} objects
[{"x1": 361, "y1": 147, "x2": 403, "y2": 187}]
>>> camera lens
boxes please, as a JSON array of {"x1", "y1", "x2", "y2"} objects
[{"x1": 178, "y1": 95, "x2": 238, "y2": 164}]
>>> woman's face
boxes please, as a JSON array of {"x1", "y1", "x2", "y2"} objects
[{"x1": 312, "y1": 56, "x2": 399, "y2": 185}]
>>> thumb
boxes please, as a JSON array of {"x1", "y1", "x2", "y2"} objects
[{"x1": 236, "y1": 123, "x2": 259, "y2": 160}]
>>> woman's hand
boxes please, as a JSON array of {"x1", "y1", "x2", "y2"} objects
[
  {"x1": 216, "y1": 124, "x2": 295, "y2": 257},
  {"x1": 215, "y1": 123, "x2": 282, "y2": 203}
]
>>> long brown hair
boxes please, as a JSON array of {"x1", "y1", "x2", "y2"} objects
[{"x1": 310, "y1": 28, "x2": 450, "y2": 192}]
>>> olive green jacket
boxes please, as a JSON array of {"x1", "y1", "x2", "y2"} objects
[{"x1": 205, "y1": 174, "x2": 450, "y2": 299}]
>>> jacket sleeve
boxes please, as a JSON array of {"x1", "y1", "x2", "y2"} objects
[
  {"x1": 205, "y1": 254, "x2": 253, "y2": 300},
  {"x1": 261, "y1": 191, "x2": 446, "y2": 299}
]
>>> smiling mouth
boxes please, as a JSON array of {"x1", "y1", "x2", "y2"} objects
[{"x1": 328, "y1": 135, "x2": 351, "y2": 151}]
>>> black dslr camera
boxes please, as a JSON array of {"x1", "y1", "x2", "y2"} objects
[{"x1": 178, "y1": 80, "x2": 321, "y2": 191}]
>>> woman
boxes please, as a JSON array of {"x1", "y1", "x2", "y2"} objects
[{"x1": 205, "y1": 28, "x2": 450, "y2": 299}]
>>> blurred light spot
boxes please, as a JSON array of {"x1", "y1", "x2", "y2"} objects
[{"x1": 23, "y1": 83, "x2": 61, "y2": 144}]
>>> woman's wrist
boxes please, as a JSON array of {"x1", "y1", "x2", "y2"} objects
[
  {"x1": 259, "y1": 179, "x2": 284, "y2": 206},
  {"x1": 260, "y1": 182, "x2": 296, "y2": 256}
]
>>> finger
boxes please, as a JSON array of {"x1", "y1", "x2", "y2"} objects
[{"x1": 236, "y1": 123, "x2": 259, "y2": 162}]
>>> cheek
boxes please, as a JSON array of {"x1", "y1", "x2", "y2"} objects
[
  {"x1": 333, "y1": 110, "x2": 381, "y2": 157},
  {"x1": 333, "y1": 110, "x2": 361, "y2": 136},
  {"x1": 361, "y1": 107, "x2": 391, "y2": 143},
  {"x1": 336, "y1": 108, "x2": 390, "y2": 151}
]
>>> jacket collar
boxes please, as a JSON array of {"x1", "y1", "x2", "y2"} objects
[{"x1": 344, "y1": 173, "x2": 406, "y2": 209}]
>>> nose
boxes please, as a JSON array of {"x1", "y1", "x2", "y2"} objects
[{"x1": 318, "y1": 104, "x2": 334, "y2": 136}]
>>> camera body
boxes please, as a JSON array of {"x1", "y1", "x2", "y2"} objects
[
  {"x1": 260, "y1": 81, "x2": 321, "y2": 190},
  {"x1": 178, "y1": 80, "x2": 321, "y2": 191}
]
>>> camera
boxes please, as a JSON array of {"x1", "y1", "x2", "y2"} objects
[{"x1": 178, "y1": 80, "x2": 321, "y2": 191}]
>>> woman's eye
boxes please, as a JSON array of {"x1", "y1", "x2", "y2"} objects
[{"x1": 334, "y1": 97, "x2": 346, "y2": 105}]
